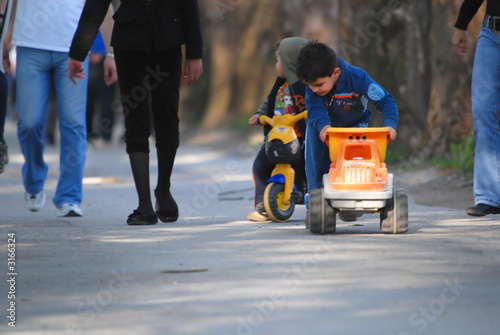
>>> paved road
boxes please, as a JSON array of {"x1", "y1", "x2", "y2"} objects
[{"x1": 0, "y1": 121, "x2": 499, "y2": 335}]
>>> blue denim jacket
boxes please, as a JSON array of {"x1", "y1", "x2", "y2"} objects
[{"x1": 305, "y1": 58, "x2": 399, "y2": 133}]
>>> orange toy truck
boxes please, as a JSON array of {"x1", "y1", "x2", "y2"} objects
[{"x1": 308, "y1": 127, "x2": 408, "y2": 234}]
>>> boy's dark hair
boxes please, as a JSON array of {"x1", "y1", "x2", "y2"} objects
[{"x1": 296, "y1": 41, "x2": 339, "y2": 83}]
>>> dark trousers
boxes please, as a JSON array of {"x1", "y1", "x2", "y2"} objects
[
  {"x1": 252, "y1": 143, "x2": 306, "y2": 207},
  {"x1": 86, "y1": 59, "x2": 117, "y2": 142},
  {"x1": 114, "y1": 47, "x2": 182, "y2": 154}
]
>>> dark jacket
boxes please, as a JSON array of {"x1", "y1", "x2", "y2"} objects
[
  {"x1": 455, "y1": 0, "x2": 500, "y2": 30},
  {"x1": 69, "y1": 0, "x2": 203, "y2": 61},
  {"x1": 260, "y1": 78, "x2": 307, "y2": 137}
]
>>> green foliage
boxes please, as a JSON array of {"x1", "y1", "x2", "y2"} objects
[
  {"x1": 232, "y1": 116, "x2": 251, "y2": 131},
  {"x1": 385, "y1": 142, "x2": 410, "y2": 164},
  {"x1": 434, "y1": 135, "x2": 475, "y2": 173}
]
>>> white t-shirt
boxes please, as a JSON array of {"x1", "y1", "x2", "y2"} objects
[{"x1": 12, "y1": 0, "x2": 85, "y2": 53}]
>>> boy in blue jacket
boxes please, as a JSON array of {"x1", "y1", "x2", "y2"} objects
[{"x1": 296, "y1": 41, "x2": 398, "y2": 202}]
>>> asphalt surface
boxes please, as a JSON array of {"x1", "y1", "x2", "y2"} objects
[{"x1": 0, "y1": 120, "x2": 499, "y2": 335}]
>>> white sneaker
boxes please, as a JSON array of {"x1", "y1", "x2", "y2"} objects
[
  {"x1": 57, "y1": 203, "x2": 83, "y2": 217},
  {"x1": 25, "y1": 191, "x2": 46, "y2": 212}
]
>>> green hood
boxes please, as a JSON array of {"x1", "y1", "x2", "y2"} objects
[{"x1": 279, "y1": 37, "x2": 309, "y2": 85}]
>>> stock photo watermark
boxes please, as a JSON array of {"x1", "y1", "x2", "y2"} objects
[
  {"x1": 16, "y1": 0, "x2": 64, "y2": 39},
  {"x1": 339, "y1": 0, "x2": 402, "y2": 62},
  {"x1": 118, "y1": 64, "x2": 171, "y2": 117},
  {"x1": 399, "y1": 278, "x2": 467, "y2": 335},
  {"x1": 395, "y1": 97, "x2": 471, "y2": 173},
  {"x1": 179, "y1": 142, "x2": 259, "y2": 220},
  {"x1": 222, "y1": 237, "x2": 338, "y2": 335},
  {"x1": 212, "y1": 0, "x2": 244, "y2": 21},
  {"x1": 49, "y1": 268, "x2": 135, "y2": 335},
  {"x1": 6, "y1": 232, "x2": 17, "y2": 327}
]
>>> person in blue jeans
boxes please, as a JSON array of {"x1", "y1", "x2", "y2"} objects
[
  {"x1": 295, "y1": 41, "x2": 398, "y2": 221},
  {"x1": 0, "y1": 71, "x2": 8, "y2": 174},
  {"x1": 452, "y1": 0, "x2": 500, "y2": 217},
  {"x1": 0, "y1": 0, "x2": 10, "y2": 174},
  {"x1": 12, "y1": 1, "x2": 116, "y2": 216}
]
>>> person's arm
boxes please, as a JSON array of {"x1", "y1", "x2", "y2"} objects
[
  {"x1": 249, "y1": 100, "x2": 268, "y2": 126},
  {"x1": 305, "y1": 86, "x2": 332, "y2": 142},
  {"x1": 452, "y1": 0, "x2": 484, "y2": 57},
  {"x1": 454, "y1": 0, "x2": 485, "y2": 30},
  {"x1": 178, "y1": 0, "x2": 203, "y2": 86},
  {"x1": 100, "y1": 5, "x2": 117, "y2": 86},
  {"x1": 68, "y1": 0, "x2": 112, "y2": 85},
  {"x1": 359, "y1": 72, "x2": 398, "y2": 141}
]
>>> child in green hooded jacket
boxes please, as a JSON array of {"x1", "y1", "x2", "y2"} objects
[{"x1": 247, "y1": 37, "x2": 308, "y2": 222}]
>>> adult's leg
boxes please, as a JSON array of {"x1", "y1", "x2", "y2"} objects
[
  {"x1": 470, "y1": 27, "x2": 500, "y2": 208},
  {"x1": 86, "y1": 60, "x2": 101, "y2": 140},
  {"x1": 16, "y1": 47, "x2": 51, "y2": 195},
  {"x1": 114, "y1": 49, "x2": 155, "y2": 217},
  {"x1": 0, "y1": 71, "x2": 8, "y2": 173},
  {"x1": 52, "y1": 52, "x2": 88, "y2": 207},
  {"x1": 0, "y1": 71, "x2": 7, "y2": 141},
  {"x1": 149, "y1": 47, "x2": 182, "y2": 219},
  {"x1": 46, "y1": 83, "x2": 58, "y2": 145},
  {"x1": 292, "y1": 144, "x2": 307, "y2": 203},
  {"x1": 97, "y1": 73, "x2": 117, "y2": 142}
]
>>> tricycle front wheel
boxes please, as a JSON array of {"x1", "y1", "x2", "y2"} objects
[{"x1": 264, "y1": 182, "x2": 295, "y2": 222}]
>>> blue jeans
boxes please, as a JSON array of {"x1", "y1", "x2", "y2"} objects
[
  {"x1": 0, "y1": 71, "x2": 7, "y2": 139},
  {"x1": 471, "y1": 26, "x2": 500, "y2": 207},
  {"x1": 16, "y1": 47, "x2": 88, "y2": 207},
  {"x1": 305, "y1": 110, "x2": 371, "y2": 193}
]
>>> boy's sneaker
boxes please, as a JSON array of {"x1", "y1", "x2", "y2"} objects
[
  {"x1": 57, "y1": 203, "x2": 83, "y2": 217},
  {"x1": 247, "y1": 202, "x2": 270, "y2": 222},
  {"x1": 25, "y1": 191, "x2": 46, "y2": 212},
  {"x1": 247, "y1": 211, "x2": 271, "y2": 222},
  {"x1": 0, "y1": 141, "x2": 8, "y2": 174},
  {"x1": 255, "y1": 202, "x2": 267, "y2": 215}
]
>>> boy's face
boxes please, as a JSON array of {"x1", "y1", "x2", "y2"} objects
[
  {"x1": 306, "y1": 67, "x2": 341, "y2": 96},
  {"x1": 275, "y1": 50, "x2": 285, "y2": 79}
]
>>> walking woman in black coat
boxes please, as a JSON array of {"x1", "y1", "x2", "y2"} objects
[{"x1": 68, "y1": 0, "x2": 203, "y2": 225}]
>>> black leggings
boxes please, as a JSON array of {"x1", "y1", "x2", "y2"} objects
[{"x1": 114, "y1": 47, "x2": 182, "y2": 154}]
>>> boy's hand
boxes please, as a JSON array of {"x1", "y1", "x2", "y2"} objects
[
  {"x1": 319, "y1": 125, "x2": 331, "y2": 142},
  {"x1": 387, "y1": 126, "x2": 397, "y2": 141},
  {"x1": 249, "y1": 114, "x2": 261, "y2": 126}
]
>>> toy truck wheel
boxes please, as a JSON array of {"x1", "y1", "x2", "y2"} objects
[
  {"x1": 264, "y1": 182, "x2": 295, "y2": 222},
  {"x1": 380, "y1": 189, "x2": 409, "y2": 234},
  {"x1": 309, "y1": 188, "x2": 336, "y2": 234}
]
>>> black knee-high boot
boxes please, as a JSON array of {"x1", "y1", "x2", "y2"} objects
[
  {"x1": 127, "y1": 152, "x2": 157, "y2": 225},
  {"x1": 155, "y1": 148, "x2": 179, "y2": 222}
]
